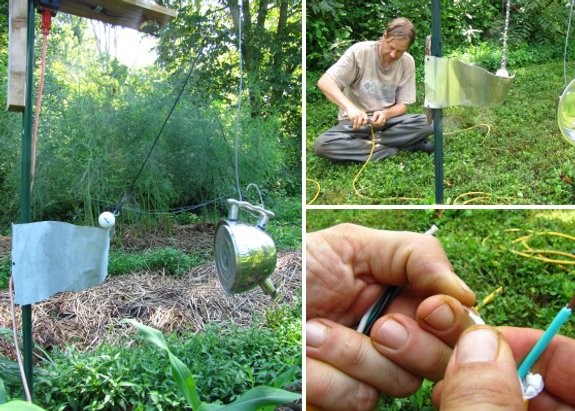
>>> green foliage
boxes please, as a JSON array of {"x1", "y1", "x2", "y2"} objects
[
  {"x1": 447, "y1": 41, "x2": 567, "y2": 73},
  {"x1": 157, "y1": 0, "x2": 302, "y2": 174},
  {"x1": 124, "y1": 319, "x2": 202, "y2": 410},
  {"x1": 0, "y1": 377, "x2": 7, "y2": 404},
  {"x1": 306, "y1": 0, "x2": 501, "y2": 70},
  {"x1": 306, "y1": 0, "x2": 352, "y2": 70},
  {"x1": 33, "y1": 303, "x2": 302, "y2": 410},
  {"x1": 0, "y1": 401, "x2": 46, "y2": 411},
  {"x1": 107, "y1": 247, "x2": 208, "y2": 277},
  {"x1": 0, "y1": 258, "x2": 10, "y2": 290},
  {"x1": 125, "y1": 320, "x2": 301, "y2": 410},
  {"x1": 306, "y1": 0, "x2": 575, "y2": 72}
]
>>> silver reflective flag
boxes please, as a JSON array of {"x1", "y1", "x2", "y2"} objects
[
  {"x1": 425, "y1": 56, "x2": 514, "y2": 108},
  {"x1": 12, "y1": 221, "x2": 110, "y2": 305}
]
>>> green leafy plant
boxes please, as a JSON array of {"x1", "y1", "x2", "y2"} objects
[
  {"x1": 124, "y1": 319, "x2": 301, "y2": 410},
  {"x1": 0, "y1": 376, "x2": 46, "y2": 411},
  {"x1": 108, "y1": 247, "x2": 207, "y2": 277},
  {"x1": 0, "y1": 401, "x2": 46, "y2": 411}
]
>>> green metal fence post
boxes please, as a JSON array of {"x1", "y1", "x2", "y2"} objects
[
  {"x1": 431, "y1": 0, "x2": 444, "y2": 204},
  {"x1": 21, "y1": 0, "x2": 35, "y2": 398}
]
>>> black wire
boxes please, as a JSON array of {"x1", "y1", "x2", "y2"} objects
[
  {"x1": 114, "y1": 38, "x2": 208, "y2": 215},
  {"x1": 363, "y1": 286, "x2": 402, "y2": 336}
]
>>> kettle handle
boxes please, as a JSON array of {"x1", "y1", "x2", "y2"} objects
[{"x1": 227, "y1": 198, "x2": 275, "y2": 229}]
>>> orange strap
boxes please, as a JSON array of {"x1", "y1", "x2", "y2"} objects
[{"x1": 31, "y1": 9, "x2": 52, "y2": 192}]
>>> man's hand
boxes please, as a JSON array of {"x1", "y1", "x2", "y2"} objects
[
  {"x1": 433, "y1": 325, "x2": 575, "y2": 410},
  {"x1": 346, "y1": 106, "x2": 369, "y2": 130},
  {"x1": 306, "y1": 224, "x2": 477, "y2": 411},
  {"x1": 372, "y1": 110, "x2": 387, "y2": 127}
]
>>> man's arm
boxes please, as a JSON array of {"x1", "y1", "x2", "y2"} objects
[{"x1": 317, "y1": 73, "x2": 368, "y2": 130}]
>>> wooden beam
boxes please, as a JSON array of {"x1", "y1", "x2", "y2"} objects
[
  {"x1": 58, "y1": 0, "x2": 178, "y2": 33},
  {"x1": 7, "y1": 0, "x2": 27, "y2": 112}
]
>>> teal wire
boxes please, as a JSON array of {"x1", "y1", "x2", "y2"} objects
[{"x1": 517, "y1": 306, "x2": 572, "y2": 380}]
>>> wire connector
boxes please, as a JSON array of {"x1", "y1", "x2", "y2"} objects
[
  {"x1": 520, "y1": 372, "x2": 544, "y2": 400},
  {"x1": 41, "y1": 8, "x2": 52, "y2": 36}
]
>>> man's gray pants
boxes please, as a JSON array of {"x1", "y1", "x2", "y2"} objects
[{"x1": 314, "y1": 114, "x2": 433, "y2": 162}]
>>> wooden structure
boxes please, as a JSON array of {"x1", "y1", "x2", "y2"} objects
[
  {"x1": 7, "y1": 0, "x2": 27, "y2": 111},
  {"x1": 7, "y1": 0, "x2": 178, "y2": 111},
  {"x1": 58, "y1": 0, "x2": 178, "y2": 32}
]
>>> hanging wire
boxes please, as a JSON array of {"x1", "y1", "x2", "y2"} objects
[
  {"x1": 500, "y1": 0, "x2": 511, "y2": 72},
  {"x1": 246, "y1": 183, "x2": 265, "y2": 207},
  {"x1": 114, "y1": 38, "x2": 207, "y2": 215},
  {"x1": 9, "y1": 277, "x2": 32, "y2": 402},
  {"x1": 564, "y1": 0, "x2": 575, "y2": 88},
  {"x1": 106, "y1": 195, "x2": 231, "y2": 216},
  {"x1": 234, "y1": 0, "x2": 244, "y2": 201}
]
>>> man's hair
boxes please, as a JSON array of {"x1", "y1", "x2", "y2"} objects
[{"x1": 382, "y1": 18, "x2": 416, "y2": 47}]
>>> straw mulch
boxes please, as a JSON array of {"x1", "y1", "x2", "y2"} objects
[{"x1": 0, "y1": 227, "x2": 301, "y2": 353}]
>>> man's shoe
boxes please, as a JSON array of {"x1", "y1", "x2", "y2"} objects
[{"x1": 405, "y1": 139, "x2": 433, "y2": 154}]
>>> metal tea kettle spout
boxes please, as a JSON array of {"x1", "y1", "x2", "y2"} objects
[{"x1": 214, "y1": 199, "x2": 277, "y2": 297}]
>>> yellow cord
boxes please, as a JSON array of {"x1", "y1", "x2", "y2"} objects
[
  {"x1": 307, "y1": 122, "x2": 530, "y2": 204},
  {"x1": 452, "y1": 191, "x2": 523, "y2": 205},
  {"x1": 475, "y1": 286, "x2": 504, "y2": 311},
  {"x1": 510, "y1": 231, "x2": 575, "y2": 265},
  {"x1": 351, "y1": 125, "x2": 425, "y2": 203},
  {"x1": 444, "y1": 123, "x2": 492, "y2": 143},
  {"x1": 306, "y1": 178, "x2": 321, "y2": 205}
]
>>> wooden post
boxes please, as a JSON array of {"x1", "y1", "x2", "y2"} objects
[{"x1": 7, "y1": 0, "x2": 27, "y2": 112}]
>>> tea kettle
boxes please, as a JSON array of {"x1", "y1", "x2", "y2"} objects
[{"x1": 214, "y1": 199, "x2": 277, "y2": 297}]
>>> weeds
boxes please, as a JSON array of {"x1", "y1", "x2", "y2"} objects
[
  {"x1": 26, "y1": 302, "x2": 302, "y2": 410},
  {"x1": 125, "y1": 319, "x2": 301, "y2": 410}
]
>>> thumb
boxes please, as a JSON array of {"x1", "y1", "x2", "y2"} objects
[{"x1": 433, "y1": 325, "x2": 525, "y2": 411}]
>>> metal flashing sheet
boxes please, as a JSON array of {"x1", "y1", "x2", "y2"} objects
[
  {"x1": 12, "y1": 221, "x2": 110, "y2": 305},
  {"x1": 425, "y1": 56, "x2": 514, "y2": 108}
]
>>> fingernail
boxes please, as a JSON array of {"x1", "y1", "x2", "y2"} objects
[
  {"x1": 456, "y1": 328, "x2": 499, "y2": 363},
  {"x1": 306, "y1": 321, "x2": 328, "y2": 348},
  {"x1": 373, "y1": 319, "x2": 409, "y2": 350},
  {"x1": 424, "y1": 302, "x2": 455, "y2": 330},
  {"x1": 454, "y1": 274, "x2": 473, "y2": 293}
]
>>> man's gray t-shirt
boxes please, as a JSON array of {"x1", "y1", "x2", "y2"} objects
[{"x1": 326, "y1": 41, "x2": 416, "y2": 121}]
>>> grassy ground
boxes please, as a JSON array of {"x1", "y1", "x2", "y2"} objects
[
  {"x1": 306, "y1": 61, "x2": 575, "y2": 205},
  {"x1": 306, "y1": 209, "x2": 575, "y2": 410}
]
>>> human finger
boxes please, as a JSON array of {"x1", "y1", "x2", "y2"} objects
[
  {"x1": 353, "y1": 114, "x2": 367, "y2": 129},
  {"x1": 307, "y1": 225, "x2": 476, "y2": 325},
  {"x1": 306, "y1": 356, "x2": 379, "y2": 411},
  {"x1": 433, "y1": 325, "x2": 525, "y2": 410},
  {"x1": 370, "y1": 313, "x2": 452, "y2": 381},
  {"x1": 318, "y1": 225, "x2": 475, "y2": 305},
  {"x1": 416, "y1": 294, "x2": 477, "y2": 347},
  {"x1": 306, "y1": 319, "x2": 422, "y2": 398},
  {"x1": 372, "y1": 111, "x2": 386, "y2": 127},
  {"x1": 499, "y1": 326, "x2": 575, "y2": 407}
]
